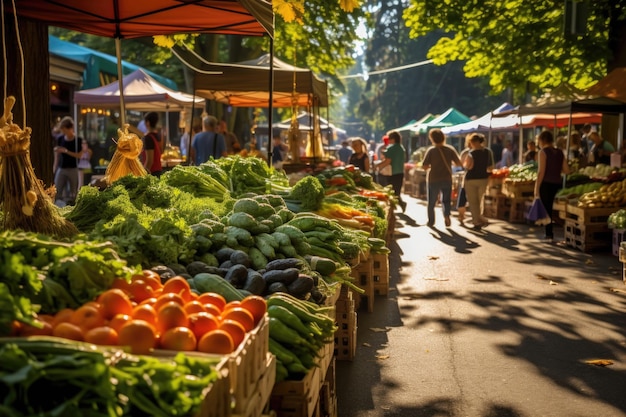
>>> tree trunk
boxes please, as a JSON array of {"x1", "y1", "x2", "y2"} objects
[
  {"x1": 608, "y1": 19, "x2": 626, "y2": 70},
  {"x1": 1, "y1": 18, "x2": 53, "y2": 186}
]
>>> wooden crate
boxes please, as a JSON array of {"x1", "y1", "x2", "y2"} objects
[
  {"x1": 334, "y1": 302, "x2": 357, "y2": 361},
  {"x1": 563, "y1": 205, "x2": 617, "y2": 225},
  {"x1": 232, "y1": 354, "x2": 276, "y2": 417},
  {"x1": 483, "y1": 195, "x2": 512, "y2": 220},
  {"x1": 318, "y1": 359, "x2": 337, "y2": 417},
  {"x1": 509, "y1": 198, "x2": 532, "y2": 223},
  {"x1": 487, "y1": 177, "x2": 504, "y2": 197},
  {"x1": 270, "y1": 343, "x2": 334, "y2": 417},
  {"x1": 230, "y1": 314, "x2": 270, "y2": 413},
  {"x1": 350, "y1": 257, "x2": 374, "y2": 313},
  {"x1": 372, "y1": 252, "x2": 389, "y2": 296},
  {"x1": 564, "y1": 219, "x2": 612, "y2": 253},
  {"x1": 503, "y1": 180, "x2": 535, "y2": 199},
  {"x1": 194, "y1": 355, "x2": 232, "y2": 417},
  {"x1": 152, "y1": 351, "x2": 231, "y2": 417}
]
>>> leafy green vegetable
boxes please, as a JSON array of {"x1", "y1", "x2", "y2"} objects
[
  {"x1": 0, "y1": 231, "x2": 138, "y2": 326},
  {"x1": 272, "y1": 175, "x2": 326, "y2": 213},
  {"x1": 0, "y1": 339, "x2": 222, "y2": 417},
  {"x1": 161, "y1": 165, "x2": 229, "y2": 202}
]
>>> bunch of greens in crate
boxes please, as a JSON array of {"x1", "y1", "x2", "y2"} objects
[
  {"x1": 266, "y1": 292, "x2": 337, "y2": 382},
  {"x1": 0, "y1": 337, "x2": 222, "y2": 417},
  {"x1": 0, "y1": 230, "x2": 138, "y2": 333}
]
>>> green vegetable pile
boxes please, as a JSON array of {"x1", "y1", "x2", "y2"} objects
[
  {"x1": 266, "y1": 293, "x2": 336, "y2": 382},
  {"x1": 0, "y1": 337, "x2": 222, "y2": 417},
  {"x1": 0, "y1": 230, "x2": 138, "y2": 334},
  {"x1": 506, "y1": 162, "x2": 537, "y2": 182},
  {"x1": 608, "y1": 209, "x2": 626, "y2": 229},
  {"x1": 556, "y1": 182, "x2": 603, "y2": 198},
  {"x1": 270, "y1": 175, "x2": 326, "y2": 213}
]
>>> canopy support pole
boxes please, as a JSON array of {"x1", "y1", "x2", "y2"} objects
[
  {"x1": 267, "y1": 36, "x2": 274, "y2": 167},
  {"x1": 564, "y1": 112, "x2": 573, "y2": 189},
  {"x1": 115, "y1": 37, "x2": 126, "y2": 126},
  {"x1": 188, "y1": 72, "x2": 198, "y2": 165}
]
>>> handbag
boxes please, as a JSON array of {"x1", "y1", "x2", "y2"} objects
[{"x1": 526, "y1": 198, "x2": 551, "y2": 225}]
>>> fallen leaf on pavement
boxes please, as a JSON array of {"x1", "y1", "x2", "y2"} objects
[
  {"x1": 428, "y1": 256, "x2": 439, "y2": 260},
  {"x1": 549, "y1": 280, "x2": 558, "y2": 285},
  {"x1": 585, "y1": 359, "x2": 614, "y2": 367},
  {"x1": 376, "y1": 354, "x2": 390, "y2": 360},
  {"x1": 362, "y1": 342, "x2": 371, "y2": 347},
  {"x1": 609, "y1": 288, "x2": 626, "y2": 295},
  {"x1": 369, "y1": 327, "x2": 390, "y2": 333}
]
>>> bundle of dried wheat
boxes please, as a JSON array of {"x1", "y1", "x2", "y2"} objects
[
  {"x1": 103, "y1": 124, "x2": 147, "y2": 185},
  {"x1": 0, "y1": 96, "x2": 77, "y2": 238}
]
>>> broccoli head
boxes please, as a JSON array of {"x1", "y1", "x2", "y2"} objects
[{"x1": 285, "y1": 175, "x2": 325, "y2": 211}]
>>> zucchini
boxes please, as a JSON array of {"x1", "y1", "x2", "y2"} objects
[
  {"x1": 230, "y1": 250, "x2": 251, "y2": 268},
  {"x1": 215, "y1": 247, "x2": 236, "y2": 264},
  {"x1": 192, "y1": 273, "x2": 244, "y2": 302},
  {"x1": 267, "y1": 282, "x2": 289, "y2": 294},
  {"x1": 263, "y1": 268, "x2": 299, "y2": 285},
  {"x1": 287, "y1": 275, "x2": 315, "y2": 298},
  {"x1": 266, "y1": 258, "x2": 304, "y2": 271},
  {"x1": 304, "y1": 255, "x2": 337, "y2": 276},
  {"x1": 248, "y1": 247, "x2": 269, "y2": 270},
  {"x1": 243, "y1": 270, "x2": 266, "y2": 295},
  {"x1": 224, "y1": 264, "x2": 249, "y2": 288}
]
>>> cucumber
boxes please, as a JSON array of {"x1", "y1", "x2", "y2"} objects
[
  {"x1": 267, "y1": 304, "x2": 318, "y2": 338},
  {"x1": 192, "y1": 273, "x2": 244, "y2": 302}
]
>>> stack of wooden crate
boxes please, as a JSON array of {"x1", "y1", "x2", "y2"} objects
[
  {"x1": 563, "y1": 204, "x2": 615, "y2": 252},
  {"x1": 270, "y1": 342, "x2": 336, "y2": 417},
  {"x1": 334, "y1": 287, "x2": 357, "y2": 361}
]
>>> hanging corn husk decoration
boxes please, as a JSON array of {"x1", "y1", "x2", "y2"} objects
[
  {"x1": 305, "y1": 112, "x2": 325, "y2": 160},
  {"x1": 0, "y1": 96, "x2": 78, "y2": 238},
  {"x1": 102, "y1": 123, "x2": 147, "y2": 185}
]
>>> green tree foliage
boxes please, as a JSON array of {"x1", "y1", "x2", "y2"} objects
[
  {"x1": 403, "y1": 0, "x2": 626, "y2": 100},
  {"x1": 352, "y1": 1, "x2": 504, "y2": 140}
]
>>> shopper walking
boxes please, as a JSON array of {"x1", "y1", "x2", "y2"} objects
[
  {"x1": 534, "y1": 130, "x2": 570, "y2": 241},
  {"x1": 53, "y1": 116, "x2": 81, "y2": 205},
  {"x1": 463, "y1": 133, "x2": 495, "y2": 230},
  {"x1": 421, "y1": 128, "x2": 462, "y2": 227},
  {"x1": 375, "y1": 131, "x2": 407, "y2": 212}
]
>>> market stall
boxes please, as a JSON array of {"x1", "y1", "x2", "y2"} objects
[
  {"x1": 172, "y1": 47, "x2": 331, "y2": 164},
  {"x1": 74, "y1": 69, "x2": 205, "y2": 168}
]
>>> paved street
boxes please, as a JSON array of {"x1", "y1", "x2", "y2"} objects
[{"x1": 336, "y1": 194, "x2": 626, "y2": 417}]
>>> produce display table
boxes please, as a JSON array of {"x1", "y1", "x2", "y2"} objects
[{"x1": 502, "y1": 180, "x2": 535, "y2": 199}]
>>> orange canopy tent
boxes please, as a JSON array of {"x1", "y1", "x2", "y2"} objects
[
  {"x1": 9, "y1": 0, "x2": 273, "y2": 39},
  {"x1": 9, "y1": 0, "x2": 274, "y2": 124}
]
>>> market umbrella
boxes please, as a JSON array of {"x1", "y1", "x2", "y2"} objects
[{"x1": 9, "y1": 0, "x2": 274, "y2": 124}]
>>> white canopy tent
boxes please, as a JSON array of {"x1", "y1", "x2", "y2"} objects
[
  {"x1": 74, "y1": 69, "x2": 204, "y2": 111},
  {"x1": 74, "y1": 69, "x2": 205, "y2": 143},
  {"x1": 441, "y1": 103, "x2": 515, "y2": 136}
]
